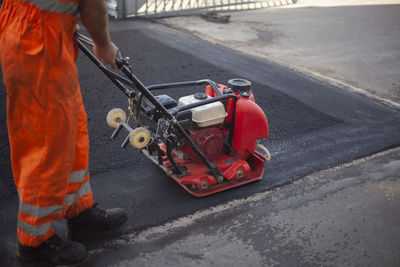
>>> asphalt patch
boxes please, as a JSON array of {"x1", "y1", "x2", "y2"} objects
[{"x1": 1, "y1": 21, "x2": 400, "y2": 263}]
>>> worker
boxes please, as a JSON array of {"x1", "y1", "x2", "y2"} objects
[{"x1": 0, "y1": 0, "x2": 127, "y2": 264}]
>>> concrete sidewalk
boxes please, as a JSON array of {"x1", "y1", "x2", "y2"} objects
[{"x1": 161, "y1": 0, "x2": 400, "y2": 109}]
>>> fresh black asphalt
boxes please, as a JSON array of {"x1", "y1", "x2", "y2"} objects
[{"x1": 1, "y1": 20, "x2": 400, "y2": 264}]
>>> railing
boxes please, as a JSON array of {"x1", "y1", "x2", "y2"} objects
[{"x1": 107, "y1": 0, "x2": 296, "y2": 19}]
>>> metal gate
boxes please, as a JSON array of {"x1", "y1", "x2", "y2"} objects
[{"x1": 107, "y1": 0, "x2": 296, "y2": 19}]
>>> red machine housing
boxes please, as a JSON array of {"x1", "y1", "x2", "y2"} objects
[{"x1": 206, "y1": 83, "x2": 269, "y2": 159}]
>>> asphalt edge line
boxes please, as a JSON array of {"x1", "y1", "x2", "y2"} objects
[
  {"x1": 278, "y1": 63, "x2": 400, "y2": 111},
  {"x1": 93, "y1": 146, "x2": 400, "y2": 254},
  {"x1": 159, "y1": 20, "x2": 400, "y2": 111}
]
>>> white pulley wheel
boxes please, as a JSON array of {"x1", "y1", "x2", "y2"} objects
[
  {"x1": 129, "y1": 127, "x2": 151, "y2": 149},
  {"x1": 106, "y1": 108, "x2": 127, "y2": 128}
]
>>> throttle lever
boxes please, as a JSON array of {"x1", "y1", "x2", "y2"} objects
[{"x1": 116, "y1": 56, "x2": 131, "y2": 69}]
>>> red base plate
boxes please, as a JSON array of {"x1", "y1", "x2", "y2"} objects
[{"x1": 159, "y1": 145, "x2": 266, "y2": 197}]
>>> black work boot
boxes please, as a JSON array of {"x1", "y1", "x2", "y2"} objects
[
  {"x1": 17, "y1": 234, "x2": 87, "y2": 265},
  {"x1": 67, "y1": 203, "x2": 128, "y2": 242}
]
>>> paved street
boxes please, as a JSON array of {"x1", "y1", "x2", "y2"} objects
[
  {"x1": 1, "y1": 1, "x2": 400, "y2": 266},
  {"x1": 90, "y1": 147, "x2": 400, "y2": 267}
]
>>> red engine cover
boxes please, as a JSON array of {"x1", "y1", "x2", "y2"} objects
[
  {"x1": 206, "y1": 83, "x2": 269, "y2": 159},
  {"x1": 179, "y1": 127, "x2": 225, "y2": 162},
  {"x1": 233, "y1": 97, "x2": 268, "y2": 159}
]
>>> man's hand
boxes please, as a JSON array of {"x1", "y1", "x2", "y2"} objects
[{"x1": 94, "y1": 41, "x2": 119, "y2": 69}]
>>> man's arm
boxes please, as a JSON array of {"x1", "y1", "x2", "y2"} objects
[{"x1": 80, "y1": 0, "x2": 118, "y2": 68}]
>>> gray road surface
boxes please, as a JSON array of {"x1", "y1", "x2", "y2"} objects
[
  {"x1": 90, "y1": 147, "x2": 400, "y2": 267},
  {"x1": 0, "y1": 12, "x2": 399, "y2": 266},
  {"x1": 163, "y1": 1, "x2": 400, "y2": 108}
]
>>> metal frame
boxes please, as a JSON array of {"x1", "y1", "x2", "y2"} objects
[{"x1": 107, "y1": 0, "x2": 296, "y2": 19}]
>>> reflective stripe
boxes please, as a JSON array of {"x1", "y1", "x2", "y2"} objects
[
  {"x1": 24, "y1": 0, "x2": 79, "y2": 15},
  {"x1": 18, "y1": 220, "x2": 52, "y2": 237},
  {"x1": 69, "y1": 168, "x2": 89, "y2": 183},
  {"x1": 64, "y1": 180, "x2": 92, "y2": 206},
  {"x1": 17, "y1": 171, "x2": 90, "y2": 218},
  {"x1": 19, "y1": 202, "x2": 62, "y2": 218}
]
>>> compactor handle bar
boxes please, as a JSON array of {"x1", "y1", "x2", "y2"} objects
[{"x1": 74, "y1": 32, "x2": 223, "y2": 98}]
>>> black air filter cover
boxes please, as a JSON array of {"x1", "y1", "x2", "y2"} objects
[{"x1": 228, "y1": 78, "x2": 252, "y2": 97}]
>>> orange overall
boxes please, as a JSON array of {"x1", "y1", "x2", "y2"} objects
[{"x1": 0, "y1": 0, "x2": 94, "y2": 247}]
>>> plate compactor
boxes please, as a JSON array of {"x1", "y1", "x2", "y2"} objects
[{"x1": 76, "y1": 33, "x2": 271, "y2": 197}]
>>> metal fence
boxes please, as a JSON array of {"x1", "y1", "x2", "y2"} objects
[{"x1": 107, "y1": 0, "x2": 296, "y2": 19}]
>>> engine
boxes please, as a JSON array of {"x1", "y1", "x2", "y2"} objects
[
  {"x1": 173, "y1": 92, "x2": 228, "y2": 162},
  {"x1": 178, "y1": 127, "x2": 226, "y2": 162},
  {"x1": 174, "y1": 79, "x2": 270, "y2": 162}
]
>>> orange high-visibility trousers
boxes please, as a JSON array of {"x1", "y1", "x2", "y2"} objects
[{"x1": 0, "y1": 0, "x2": 94, "y2": 247}]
